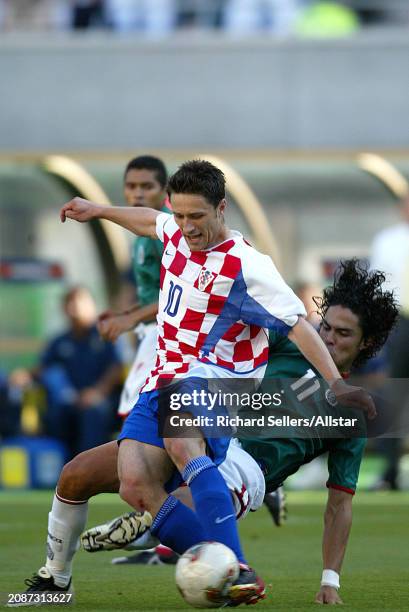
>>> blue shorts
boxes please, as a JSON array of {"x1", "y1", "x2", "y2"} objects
[{"x1": 118, "y1": 379, "x2": 231, "y2": 493}]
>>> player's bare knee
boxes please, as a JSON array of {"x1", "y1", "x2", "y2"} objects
[
  {"x1": 165, "y1": 437, "x2": 205, "y2": 472},
  {"x1": 57, "y1": 455, "x2": 91, "y2": 501},
  {"x1": 119, "y1": 475, "x2": 152, "y2": 511}
]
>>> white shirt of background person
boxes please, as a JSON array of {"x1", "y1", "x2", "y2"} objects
[{"x1": 370, "y1": 197, "x2": 409, "y2": 306}]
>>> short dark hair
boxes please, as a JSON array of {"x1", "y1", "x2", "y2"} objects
[
  {"x1": 314, "y1": 259, "x2": 399, "y2": 368},
  {"x1": 124, "y1": 155, "x2": 167, "y2": 188},
  {"x1": 167, "y1": 159, "x2": 225, "y2": 207}
]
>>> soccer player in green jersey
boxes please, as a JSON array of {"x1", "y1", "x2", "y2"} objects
[
  {"x1": 241, "y1": 259, "x2": 398, "y2": 604},
  {"x1": 97, "y1": 155, "x2": 170, "y2": 417}
]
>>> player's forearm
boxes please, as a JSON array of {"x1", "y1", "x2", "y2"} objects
[
  {"x1": 124, "y1": 302, "x2": 159, "y2": 326},
  {"x1": 322, "y1": 495, "x2": 352, "y2": 573},
  {"x1": 288, "y1": 317, "x2": 340, "y2": 384},
  {"x1": 97, "y1": 205, "x2": 160, "y2": 238}
]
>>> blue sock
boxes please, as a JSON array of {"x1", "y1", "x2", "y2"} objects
[
  {"x1": 183, "y1": 456, "x2": 246, "y2": 564},
  {"x1": 151, "y1": 495, "x2": 206, "y2": 555}
]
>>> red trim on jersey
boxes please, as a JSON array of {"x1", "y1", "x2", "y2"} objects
[
  {"x1": 326, "y1": 482, "x2": 355, "y2": 495},
  {"x1": 233, "y1": 484, "x2": 249, "y2": 520}
]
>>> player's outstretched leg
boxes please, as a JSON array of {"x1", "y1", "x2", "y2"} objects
[
  {"x1": 165, "y1": 436, "x2": 265, "y2": 606},
  {"x1": 8, "y1": 492, "x2": 86, "y2": 605},
  {"x1": 12, "y1": 442, "x2": 119, "y2": 603}
]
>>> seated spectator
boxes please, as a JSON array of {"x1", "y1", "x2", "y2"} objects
[{"x1": 27, "y1": 286, "x2": 122, "y2": 458}]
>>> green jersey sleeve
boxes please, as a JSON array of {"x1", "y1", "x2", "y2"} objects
[
  {"x1": 131, "y1": 205, "x2": 170, "y2": 310},
  {"x1": 132, "y1": 236, "x2": 163, "y2": 308}
]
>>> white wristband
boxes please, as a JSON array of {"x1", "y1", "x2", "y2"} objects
[{"x1": 321, "y1": 569, "x2": 340, "y2": 590}]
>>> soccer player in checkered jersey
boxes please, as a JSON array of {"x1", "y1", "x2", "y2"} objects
[{"x1": 59, "y1": 160, "x2": 375, "y2": 605}]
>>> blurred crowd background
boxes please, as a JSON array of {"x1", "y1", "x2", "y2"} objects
[
  {"x1": 0, "y1": 0, "x2": 408, "y2": 492},
  {"x1": 0, "y1": 0, "x2": 408, "y2": 35}
]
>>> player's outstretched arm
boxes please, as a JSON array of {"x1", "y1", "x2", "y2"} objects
[
  {"x1": 288, "y1": 317, "x2": 340, "y2": 383},
  {"x1": 288, "y1": 317, "x2": 376, "y2": 419},
  {"x1": 315, "y1": 488, "x2": 352, "y2": 605},
  {"x1": 60, "y1": 197, "x2": 160, "y2": 238}
]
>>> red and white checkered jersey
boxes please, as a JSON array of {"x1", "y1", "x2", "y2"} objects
[{"x1": 140, "y1": 213, "x2": 305, "y2": 393}]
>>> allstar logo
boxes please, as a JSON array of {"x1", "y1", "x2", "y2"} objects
[{"x1": 198, "y1": 268, "x2": 215, "y2": 291}]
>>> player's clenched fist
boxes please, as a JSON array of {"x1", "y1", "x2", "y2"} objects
[
  {"x1": 330, "y1": 378, "x2": 377, "y2": 420},
  {"x1": 60, "y1": 197, "x2": 100, "y2": 223},
  {"x1": 315, "y1": 585, "x2": 343, "y2": 605}
]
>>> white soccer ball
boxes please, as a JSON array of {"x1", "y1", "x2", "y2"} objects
[{"x1": 175, "y1": 542, "x2": 240, "y2": 608}]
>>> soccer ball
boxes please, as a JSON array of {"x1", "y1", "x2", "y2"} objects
[{"x1": 175, "y1": 542, "x2": 240, "y2": 608}]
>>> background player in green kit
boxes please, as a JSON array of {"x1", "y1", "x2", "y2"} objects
[
  {"x1": 97, "y1": 155, "x2": 170, "y2": 418},
  {"x1": 97, "y1": 156, "x2": 176, "y2": 564},
  {"x1": 241, "y1": 259, "x2": 398, "y2": 604}
]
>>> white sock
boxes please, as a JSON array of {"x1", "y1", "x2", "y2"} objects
[
  {"x1": 45, "y1": 493, "x2": 88, "y2": 587},
  {"x1": 124, "y1": 529, "x2": 159, "y2": 551}
]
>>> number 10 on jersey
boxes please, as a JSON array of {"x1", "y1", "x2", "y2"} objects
[{"x1": 164, "y1": 280, "x2": 183, "y2": 317}]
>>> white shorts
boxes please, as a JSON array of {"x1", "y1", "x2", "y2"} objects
[
  {"x1": 118, "y1": 322, "x2": 158, "y2": 417},
  {"x1": 219, "y1": 439, "x2": 265, "y2": 520}
]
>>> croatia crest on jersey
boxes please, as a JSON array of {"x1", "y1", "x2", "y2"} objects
[{"x1": 198, "y1": 268, "x2": 215, "y2": 292}]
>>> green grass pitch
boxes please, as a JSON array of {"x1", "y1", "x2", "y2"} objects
[{"x1": 1, "y1": 490, "x2": 408, "y2": 611}]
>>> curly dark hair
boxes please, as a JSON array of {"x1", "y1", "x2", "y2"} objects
[{"x1": 314, "y1": 259, "x2": 399, "y2": 368}]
